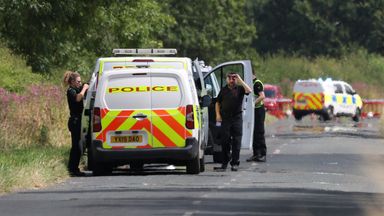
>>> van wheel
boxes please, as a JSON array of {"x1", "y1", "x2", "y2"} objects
[
  {"x1": 294, "y1": 113, "x2": 302, "y2": 121},
  {"x1": 86, "y1": 147, "x2": 93, "y2": 171},
  {"x1": 199, "y1": 155, "x2": 205, "y2": 172},
  {"x1": 186, "y1": 156, "x2": 200, "y2": 174},
  {"x1": 326, "y1": 106, "x2": 334, "y2": 120},
  {"x1": 352, "y1": 108, "x2": 361, "y2": 122}
]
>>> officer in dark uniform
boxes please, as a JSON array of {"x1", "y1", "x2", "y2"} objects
[
  {"x1": 247, "y1": 75, "x2": 267, "y2": 162},
  {"x1": 214, "y1": 72, "x2": 252, "y2": 171},
  {"x1": 63, "y1": 71, "x2": 89, "y2": 176}
]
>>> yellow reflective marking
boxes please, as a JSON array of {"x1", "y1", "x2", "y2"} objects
[
  {"x1": 194, "y1": 105, "x2": 200, "y2": 129},
  {"x1": 151, "y1": 111, "x2": 185, "y2": 147},
  {"x1": 166, "y1": 109, "x2": 185, "y2": 126},
  {"x1": 152, "y1": 135, "x2": 165, "y2": 148},
  {"x1": 108, "y1": 86, "x2": 179, "y2": 93}
]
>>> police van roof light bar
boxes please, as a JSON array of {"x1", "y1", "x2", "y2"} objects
[{"x1": 112, "y1": 48, "x2": 177, "y2": 56}]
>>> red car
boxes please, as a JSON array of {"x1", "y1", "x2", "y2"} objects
[{"x1": 264, "y1": 84, "x2": 292, "y2": 118}]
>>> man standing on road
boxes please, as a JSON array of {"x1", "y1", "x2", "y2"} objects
[
  {"x1": 214, "y1": 72, "x2": 252, "y2": 171},
  {"x1": 247, "y1": 75, "x2": 267, "y2": 162}
]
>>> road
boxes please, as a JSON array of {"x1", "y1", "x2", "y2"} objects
[{"x1": 1, "y1": 117, "x2": 384, "y2": 216}]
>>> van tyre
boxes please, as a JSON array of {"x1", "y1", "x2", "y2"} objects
[
  {"x1": 352, "y1": 108, "x2": 361, "y2": 122},
  {"x1": 293, "y1": 113, "x2": 302, "y2": 121},
  {"x1": 325, "y1": 106, "x2": 334, "y2": 121},
  {"x1": 186, "y1": 156, "x2": 200, "y2": 174},
  {"x1": 86, "y1": 147, "x2": 93, "y2": 171},
  {"x1": 199, "y1": 155, "x2": 205, "y2": 172}
]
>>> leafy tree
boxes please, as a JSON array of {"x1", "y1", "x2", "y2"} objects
[
  {"x1": 247, "y1": 0, "x2": 384, "y2": 57},
  {"x1": 0, "y1": 0, "x2": 174, "y2": 74},
  {"x1": 161, "y1": 0, "x2": 257, "y2": 65}
]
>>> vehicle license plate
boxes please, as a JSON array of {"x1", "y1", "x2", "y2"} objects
[{"x1": 111, "y1": 135, "x2": 143, "y2": 143}]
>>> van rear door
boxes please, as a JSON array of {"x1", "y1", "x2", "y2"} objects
[
  {"x1": 99, "y1": 72, "x2": 153, "y2": 149},
  {"x1": 204, "y1": 60, "x2": 254, "y2": 149},
  {"x1": 99, "y1": 70, "x2": 190, "y2": 149}
]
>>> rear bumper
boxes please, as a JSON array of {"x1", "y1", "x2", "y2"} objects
[{"x1": 91, "y1": 138, "x2": 199, "y2": 164}]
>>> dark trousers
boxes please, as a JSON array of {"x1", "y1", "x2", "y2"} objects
[
  {"x1": 68, "y1": 116, "x2": 82, "y2": 172},
  {"x1": 220, "y1": 114, "x2": 243, "y2": 166},
  {"x1": 253, "y1": 106, "x2": 266, "y2": 156}
]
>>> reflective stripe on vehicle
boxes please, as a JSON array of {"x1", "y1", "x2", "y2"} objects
[{"x1": 94, "y1": 107, "x2": 192, "y2": 149}]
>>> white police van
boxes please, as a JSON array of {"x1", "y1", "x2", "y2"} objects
[
  {"x1": 81, "y1": 49, "x2": 255, "y2": 174},
  {"x1": 293, "y1": 78, "x2": 363, "y2": 121}
]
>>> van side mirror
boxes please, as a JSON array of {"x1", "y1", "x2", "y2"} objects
[{"x1": 201, "y1": 95, "x2": 211, "y2": 107}]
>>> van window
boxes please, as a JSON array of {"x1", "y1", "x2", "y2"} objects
[
  {"x1": 334, "y1": 84, "x2": 343, "y2": 94},
  {"x1": 204, "y1": 73, "x2": 219, "y2": 98},
  {"x1": 151, "y1": 76, "x2": 182, "y2": 109},
  {"x1": 344, "y1": 84, "x2": 354, "y2": 95},
  {"x1": 104, "y1": 76, "x2": 152, "y2": 110},
  {"x1": 211, "y1": 64, "x2": 244, "y2": 88},
  {"x1": 102, "y1": 61, "x2": 184, "y2": 73}
]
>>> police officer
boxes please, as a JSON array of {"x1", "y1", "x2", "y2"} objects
[
  {"x1": 63, "y1": 71, "x2": 89, "y2": 176},
  {"x1": 214, "y1": 72, "x2": 252, "y2": 171},
  {"x1": 247, "y1": 75, "x2": 267, "y2": 162}
]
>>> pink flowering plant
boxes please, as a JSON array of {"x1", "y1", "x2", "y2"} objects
[{"x1": 0, "y1": 85, "x2": 70, "y2": 149}]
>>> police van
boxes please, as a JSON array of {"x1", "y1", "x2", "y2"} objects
[
  {"x1": 81, "y1": 49, "x2": 255, "y2": 174},
  {"x1": 81, "y1": 49, "x2": 211, "y2": 175},
  {"x1": 292, "y1": 78, "x2": 363, "y2": 121}
]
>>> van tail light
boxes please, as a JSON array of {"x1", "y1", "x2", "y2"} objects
[
  {"x1": 93, "y1": 107, "x2": 102, "y2": 132},
  {"x1": 320, "y1": 93, "x2": 325, "y2": 103},
  {"x1": 186, "y1": 105, "x2": 195, "y2": 129}
]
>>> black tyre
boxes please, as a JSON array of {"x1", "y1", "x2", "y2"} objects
[
  {"x1": 322, "y1": 106, "x2": 334, "y2": 121},
  {"x1": 86, "y1": 147, "x2": 93, "y2": 171},
  {"x1": 199, "y1": 155, "x2": 205, "y2": 172},
  {"x1": 294, "y1": 113, "x2": 302, "y2": 121},
  {"x1": 352, "y1": 108, "x2": 361, "y2": 122},
  {"x1": 186, "y1": 156, "x2": 200, "y2": 174}
]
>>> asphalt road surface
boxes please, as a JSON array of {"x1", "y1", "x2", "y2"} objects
[{"x1": 1, "y1": 116, "x2": 384, "y2": 216}]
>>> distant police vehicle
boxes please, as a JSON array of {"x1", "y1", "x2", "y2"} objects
[
  {"x1": 81, "y1": 49, "x2": 211, "y2": 175},
  {"x1": 292, "y1": 78, "x2": 363, "y2": 121}
]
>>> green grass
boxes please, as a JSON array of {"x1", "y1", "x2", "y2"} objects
[
  {"x1": 0, "y1": 43, "x2": 43, "y2": 93},
  {"x1": 0, "y1": 146, "x2": 69, "y2": 194}
]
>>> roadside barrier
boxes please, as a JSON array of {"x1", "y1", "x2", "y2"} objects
[
  {"x1": 268, "y1": 98, "x2": 292, "y2": 119},
  {"x1": 361, "y1": 99, "x2": 384, "y2": 118}
]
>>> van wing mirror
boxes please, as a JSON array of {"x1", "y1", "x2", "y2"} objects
[{"x1": 200, "y1": 95, "x2": 212, "y2": 107}]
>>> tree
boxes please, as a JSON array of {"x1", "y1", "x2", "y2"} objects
[
  {"x1": 0, "y1": 0, "x2": 174, "y2": 73},
  {"x1": 161, "y1": 0, "x2": 257, "y2": 65}
]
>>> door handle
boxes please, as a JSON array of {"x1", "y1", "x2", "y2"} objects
[{"x1": 133, "y1": 113, "x2": 147, "y2": 120}]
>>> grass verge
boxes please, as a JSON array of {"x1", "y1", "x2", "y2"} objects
[{"x1": 0, "y1": 146, "x2": 69, "y2": 195}]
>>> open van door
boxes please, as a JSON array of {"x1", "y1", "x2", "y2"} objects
[{"x1": 204, "y1": 60, "x2": 254, "y2": 161}]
